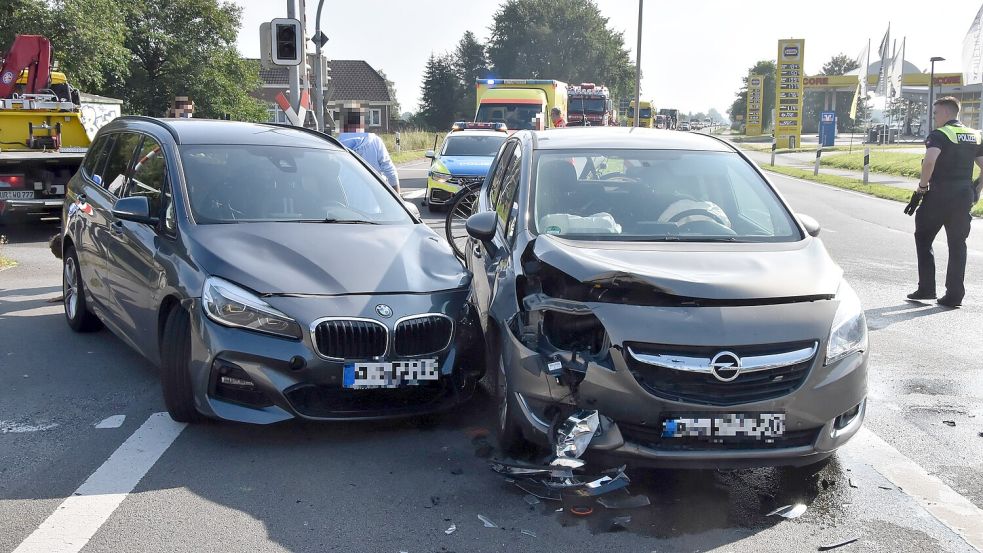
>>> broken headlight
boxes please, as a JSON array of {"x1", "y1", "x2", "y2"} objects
[
  {"x1": 825, "y1": 281, "x2": 867, "y2": 365},
  {"x1": 202, "y1": 276, "x2": 303, "y2": 339}
]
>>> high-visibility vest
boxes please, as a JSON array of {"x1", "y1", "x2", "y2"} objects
[{"x1": 931, "y1": 122, "x2": 981, "y2": 183}]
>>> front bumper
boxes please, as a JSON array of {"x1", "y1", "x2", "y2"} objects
[
  {"x1": 186, "y1": 289, "x2": 481, "y2": 423},
  {"x1": 498, "y1": 304, "x2": 869, "y2": 469},
  {"x1": 426, "y1": 176, "x2": 484, "y2": 206}
]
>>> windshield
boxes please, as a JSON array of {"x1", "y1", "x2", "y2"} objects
[
  {"x1": 627, "y1": 108, "x2": 652, "y2": 118},
  {"x1": 532, "y1": 150, "x2": 800, "y2": 242},
  {"x1": 442, "y1": 134, "x2": 507, "y2": 156},
  {"x1": 475, "y1": 104, "x2": 543, "y2": 130},
  {"x1": 181, "y1": 145, "x2": 413, "y2": 225},
  {"x1": 570, "y1": 98, "x2": 606, "y2": 113}
]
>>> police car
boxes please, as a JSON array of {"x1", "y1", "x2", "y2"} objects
[{"x1": 424, "y1": 122, "x2": 508, "y2": 211}]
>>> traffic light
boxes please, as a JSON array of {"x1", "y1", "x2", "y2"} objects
[{"x1": 270, "y1": 18, "x2": 302, "y2": 66}]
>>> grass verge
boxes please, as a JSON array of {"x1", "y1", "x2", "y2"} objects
[
  {"x1": 391, "y1": 149, "x2": 429, "y2": 165},
  {"x1": 761, "y1": 165, "x2": 983, "y2": 217},
  {"x1": 821, "y1": 152, "x2": 923, "y2": 178}
]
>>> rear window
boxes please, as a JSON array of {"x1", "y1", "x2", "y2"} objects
[{"x1": 532, "y1": 149, "x2": 800, "y2": 242}]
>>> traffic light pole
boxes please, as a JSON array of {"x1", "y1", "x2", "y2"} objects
[
  {"x1": 286, "y1": 0, "x2": 307, "y2": 120},
  {"x1": 314, "y1": 0, "x2": 326, "y2": 132}
]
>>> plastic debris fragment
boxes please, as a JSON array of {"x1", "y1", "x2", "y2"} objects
[
  {"x1": 477, "y1": 514, "x2": 497, "y2": 528},
  {"x1": 569, "y1": 506, "x2": 593, "y2": 516},
  {"x1": 942, "y1": 420, "x2": 956, "y2": 427},
  {"x1": 521, "y1": 529, "x2": 537, "y2": 538},
  {"x1": 766, "y1": 504, "x2": 807, "y2": 518},
  {"x1": 848, "y1": 478, "x2": 858, "y2": 489},
  {"x1": 444, "y1": 523, "x2": 456, "y2": 535},
  {"x1": 523, "y1": 494, "x2": 541, "y2": 506},
  {"x1": 818, "y1": 536, "x2": 860, "y2": 550},
  {"x1": 554, "y1": 410, "x2": 600, "y2": 459},
  {"x1": 597, "y1": 492, "x2": 651, "y2": 509}
]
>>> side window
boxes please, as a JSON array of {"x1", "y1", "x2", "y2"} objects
[
  {"x1": 125, "y1": 137, "x2": 167, "y2": 218},
  {"x1": 487, "y1": 140, "x2": 517, "y2": 207},
  {"x1": 81, "y1": 136, "x2": 109, "y2": 179},
  {"x1": 101, "y1": 133, "x2": 142, "y2": 197},
  {"x1": 88, "y1": 134, "x2": 116, "y2": 185},
  {"x1": 495, "y1": 147, "x2": 522, "y2": 232}
]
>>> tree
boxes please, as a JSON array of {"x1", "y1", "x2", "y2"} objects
[
  {"x1": 728, "y1": 60, "x2": 776, "y2": 131},
  {"x1": 486, "y1": 0, "x2": 636, "y2": 99},
  {"x1": 802, "y1": 53, "x2": 861, "y2": 133},
  {"x1": 708, "y1": 107, "x2": 727, "y2": 124},
  {"x1": 378, "y1": 69, "x2": 400, "y2": 124},
  {"x1": 0, "y1": 0, "x2": 49, "y2": 51},
  {"x1": 418, "y1": 53, "x2": 459, "y2": 130},
  {"x1": 453, "y1": 31, "x2": 488, "y2": 120},
  {"x1": 111, "y1": 0, "x2": 265, "y2": 120},
  {"x1": 821, "y1": 54, "x2": 859, "y2": 77}
]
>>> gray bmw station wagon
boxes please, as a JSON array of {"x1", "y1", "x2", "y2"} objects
[
  {"x1": 465, "y1": 127, "x2": 868, "y2": 470},
  {"x1": 61, "y1": 117, "x2": 482, "y2": 423}
]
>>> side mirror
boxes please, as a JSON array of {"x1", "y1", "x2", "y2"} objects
[
  {"x1": 425, "y1": 150, "x2": 436, "y2": 159},
  {"x1": 465, "y1": 211, "x2": 498, "y2": 244},
  {"x1": 113, "y1": 196, "x2": 158, "y2": 225},
  {"x1": 797, "y1": 213, "x2": 821, "y2": 237},
  {"x1": 402, "y1": 200, "x2": 421, "y2": 219}
]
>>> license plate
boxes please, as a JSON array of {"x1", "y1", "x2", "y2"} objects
[
  {"x1": 343, "y1": 359, "x2": 439, "y2": 389},
  {"x1": 661, "y1": 413, "x2": 785, "y2": 440},
  {"x1": 0, "y1": 190, "x2": 34, "y2": 200}
]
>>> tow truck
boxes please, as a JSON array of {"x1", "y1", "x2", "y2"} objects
[
  {"x1": 0, "y1": 35, "x2": 115, "y2": 223},
  {"x1": 474, "y1": 79, "x2": 567, "y2": 130},
  {"x1": 566, "y1": 83, "x2": 613, "y2": 126}
]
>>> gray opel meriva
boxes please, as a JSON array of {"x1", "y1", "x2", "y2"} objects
[
  {"x1": 61, "y1": 117, "x2": 482, "y2": 423},
  {"x1": 465, "y1": 127, "x2": 868, "y2": 470}
]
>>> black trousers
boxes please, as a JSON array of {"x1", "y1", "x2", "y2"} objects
[{"x1": 914, "y1": 182, "x2": 974, "y2": 300}]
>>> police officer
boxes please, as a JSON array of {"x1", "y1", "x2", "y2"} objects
[{"x1": 906, "y1": 97, "x2": 983, "y2": 307}]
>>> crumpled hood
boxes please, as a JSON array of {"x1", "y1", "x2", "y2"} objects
[
  {"x1": 532, "y1": 235, "x2": 842, "y2": 300},
  {"x1": 436, "y1": 156, "x2": 494, "y2": 177},
  {"x1": 189, "y1": 223, "x2": 469, "y2": 295}
]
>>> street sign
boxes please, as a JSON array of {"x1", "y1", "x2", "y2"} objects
[
  {"x1": 745, "y1": 73, "x2": 764, "y2": 136},
  {"x1": 775, "y1": 39, "x2": 805, "y2": 148}
]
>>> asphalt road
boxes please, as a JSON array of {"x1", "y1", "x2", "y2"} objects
[{"x1": 1, "y1": 156, "x2": 982, "y2": 553}]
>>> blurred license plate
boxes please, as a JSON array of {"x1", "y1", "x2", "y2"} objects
[
  {"x1": 661, "y1": 413, "x2": 785, "y2": 440},
  {"x1": 0, "y1": 191, "x2": 34, "y2": 200},
  {"x1": 343, "y1": 359, "x2": 439, "y2": 389}
]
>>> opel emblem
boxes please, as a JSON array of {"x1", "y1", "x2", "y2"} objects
[
  {"x1": 709, "y1": 351, "x2": 742, "y2": 382},
  {"x1": 375, "y1": 304, "x2": 393, "y2": 318}
]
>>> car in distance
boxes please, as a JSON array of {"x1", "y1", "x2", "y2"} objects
[
  {"x1": 464, "y1": 127, "x2": 868, "y2": 469},
  {"x1": 61, "y1": 117, "x2": 483, "y2": 423},
  {"x1": 424, "y1": 122, "x2": 508, "y2": 211}
]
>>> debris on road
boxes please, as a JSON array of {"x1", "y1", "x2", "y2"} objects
[
  {"x1": 569, "y1": 506, "x2": 593, "y2": 516},
  {"x1": 555, "y1": 410, "x2": 599, "y2": 459},
  {"x1": 767, "y1": 504, "x2": 807, "y2": 519},
  {"x1": 878, "y1": 485, "x2": 894, "y2": 490},
  {"x1": 942, "y1": 420, "x2": 956, "y2": 427},
  {"x1": 597, "y1": 492, "x2": 651, "y2": 509},
  {"x1": 444, "y1": 523, "x2": 456, "y2": 535},
  {"x1": 848, "y1": 478, "x2": 859, "y2": 489},
  {"x1": 607, "y1": 515, "x2": 631, "y2": 532},
  {"x1": 818, "y1": 536, "x2": 860, "y2": 550},
  {"x1": 477, "y1": 514, "x2": 498, "y2": 528},
  {"x1": 450, "y1": 467, "x2": 464, "y2": 475},
  {"x1": 523, "y1": 494, "x2": 541, "y2": 506},
  {"x1": 521, "y1": 529, "x2": 537, "y2": 538}
]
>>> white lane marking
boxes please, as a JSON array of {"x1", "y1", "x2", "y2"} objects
[
  {"x1": 400, "y1": 189, "x2": 427, "y2": 199},
  {"x1": 0, "y1": 420, "x2": 59, "y2": 433},
  {"x1": 94, "y1": 415, "x2": 126, "y2": 429},
  {"x1": 852, "y1": 427, "x2": 983, "y2": 551},
  {"x1": 13, "y1": 412, "x2": 186, "y2": 553}
]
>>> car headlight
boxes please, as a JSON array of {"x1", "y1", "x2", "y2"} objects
[
  {"x1": 429, "y1": 171, "x2": 451, "y2": 183},
  {"x1": 202, "y1": 276, "x2": 303, "y2": 339},
  {"x1": 825, "y1": 281, "x2": 868, "y2": 365}
]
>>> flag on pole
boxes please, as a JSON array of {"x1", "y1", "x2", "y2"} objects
[
  {"x1": 855, "y1": 41, "x2": 870, "y2": 98},
  {"x1": 962, "y1": 2, "x2": 983, "y2": 84},
  {"x1": 889, "y1": 38, "x2": 905, "y2": 97},
  {"x1": 876, "y1": 24, "x2": 891, "y2": 95}
]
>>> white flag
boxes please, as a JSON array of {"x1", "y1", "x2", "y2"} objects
[
  {"x1": 855, "y1": 42, "x2": 870, "y2": 97},
  {"x1": 877, "y1": 24, "x2": 891, "y2": 95},
  {"x1": 962, "y1": 3, "x2": 983, "y2": 84},
  {"x1": 889, "y1": 38, "x2": 905, "y2": 97}
]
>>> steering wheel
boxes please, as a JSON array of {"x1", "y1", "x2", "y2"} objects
[
  {"x1": 666, "y1": 207, "x2": 730, "y2": 227},
  {"x1": 599, "y1": 172, "x2": 635, "y2": 181}
]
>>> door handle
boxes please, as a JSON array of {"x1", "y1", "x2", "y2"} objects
[
  {"x1": 110, "y1": 220, "x2": 125, "y2": 236},
  {"x1": 473, "y1": 245, "x2": 482, "y2": 258}
]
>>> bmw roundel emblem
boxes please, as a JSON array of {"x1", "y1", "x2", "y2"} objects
[{"x1": 375, "y1": 304, "x2": 393, "y2": 318}]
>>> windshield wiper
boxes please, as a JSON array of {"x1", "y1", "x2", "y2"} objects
[{"x1": 280, "y1": 218, "x2": 379, "y2": 224}]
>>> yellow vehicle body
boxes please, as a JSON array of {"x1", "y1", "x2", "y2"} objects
[
  {"x1": 0, "y1": 110, "x2": 90, "y2": 151},
  {"x1": 16, "y1": 69, "x2": 69, "y2": 85},
  {"x1": 628, "y1": 100, "x2": 654, "y2": 128},
  {"x1": 474, "y1": 79, "x2": 568, "y2": 130}
]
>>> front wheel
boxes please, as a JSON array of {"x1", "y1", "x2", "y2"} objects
[
  {"x1": 495, "y1": 347, "x2": 536, "y2": 456},
  {"x1": 444, "y1": 185, "x2": 480, "y2": 259},
  {"x1": 160, "y1": 307, "x2": 202, "y2": 423}
]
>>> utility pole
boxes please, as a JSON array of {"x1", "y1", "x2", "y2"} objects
[
  {"x1": 286, "y1": 0, "x2": 301, "y2": 115},
  {"x1": 633, "y1": 0, "x2": 643, "y2": 128},
  {"x1": 314, "y1": 0, "x2": 328, "y2": 132}
]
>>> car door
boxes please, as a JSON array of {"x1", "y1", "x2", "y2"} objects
[
  {"x1": 484, "y1": 144, "x2": 523, "y2": 329},
  {"x1": 468, "y1": 140, "x2": 517, "y2": 329},
  {"x1": 105, "y1": 135, "x2": 171, "y2": 358},
  {"x1": 76, "y1": 132, "x2": 142, "y2": 311}
]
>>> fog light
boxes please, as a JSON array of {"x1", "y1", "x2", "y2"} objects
[
  {"x1": 211, "y1": 359, "x2": 273, "y2": 408},
  {"x1": 833, "y1": 402, "x2": 862, "y2": 431}
]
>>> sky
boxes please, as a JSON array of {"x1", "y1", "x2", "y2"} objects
[{"x1": 234, "y1": 0, "x2": 983, "y2": 118}]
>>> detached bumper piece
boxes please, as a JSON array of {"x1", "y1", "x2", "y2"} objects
[{"x1": 489, "y1": 409, "x2": 648, "y2": 512}]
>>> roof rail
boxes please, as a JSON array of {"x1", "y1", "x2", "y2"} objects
[
  {"x1": 266, "y1": 123, "x2": 346, "y2": 149},
  {"x1": 116, "y1": 115, "x2": 181, "y2": 144}
]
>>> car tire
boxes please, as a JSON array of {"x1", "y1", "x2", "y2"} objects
[
  {"x1": 160, "y1": 306, "x2": 202, "y2": 423},
  {"x1": 495, "y1": 347, "x2": 535, "y2": 455},
  {"x1": 62, "y1": 246, "x2": 102, "y2": 332}
]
